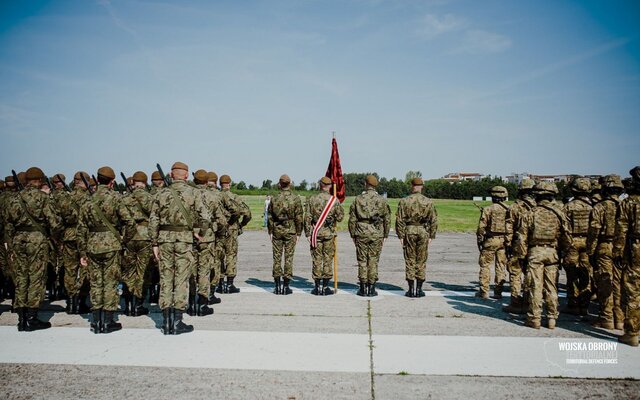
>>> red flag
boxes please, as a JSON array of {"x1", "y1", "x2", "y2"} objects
[{"x1": 325, "y1": 137, "x2": 345, "y2": 203}]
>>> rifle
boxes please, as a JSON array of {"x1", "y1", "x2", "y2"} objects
[
  {"x1": 44, "y1": 176, "x2": 53, "y2": 191},
  {"x1": 81, "y1": 174, "x2": 95, "y2": 195},
  {"x1": 120, "y1": 172, "x2": 133, "y2": 193},
  {"x1": 156, "y1": 164, "x2": 172, "y2": 187},
  {"x1": 91, "y1": 175, "x2": 98, "y2": 193},
  {"x1": 11, "y1": 170, "x2": 24, "y2": 191},
  {"x1": 56, "y1": 174, "x2": 72, "y2": 192}
]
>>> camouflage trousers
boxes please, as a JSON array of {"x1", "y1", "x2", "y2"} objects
[
  {"x1": 272, "y1": 234, "x2": 297, "y2": 279},
  {"x1": 593, "y1": 242, "x2": 624, "y2": 325},
  {"x1": 478, "y1": 236, "x2": 507, "y2": 295},
  {"x1": 88, "y1": 251, "x2": 121, "y2": 311},
  {"x1": 216, "y1": 230, "x2": 239, "y2": 278},
  {"x1": 507, "y1": 257, "x2": 524, "y2": 298},
  {"x1": 563, "y1": 237, "x2": 592, "y2": 310},
  {"x1": 12, "y1": 232, "x2": 49, "y2": 309},
  {"x1": 622, "y1": 240, "x2": 640, "y2": 335},
  {"x1": 158, "y1": 241, "x2": 193, "y2": 311},
  {"x1": 311, "y1": 237, "x2": 335, "y2": 280},
  {"x1": 527, "y1": 246, "x2": 559, "y2": 322},
  {"x1": 355, "y1": 237, "x2": 383, "y2": 284},
  {"x1": 122, "y1": 241, "x2": 152, "y2": 298},
  {"x1": 194, "y1": 241, "x2": 215, "y2": 297},
  {"x1": 63, "y1": 241, "x2": 89, "y2": 297},
  {"x1": 402, "y1": 231, "x2": 429, "y2": 281}
]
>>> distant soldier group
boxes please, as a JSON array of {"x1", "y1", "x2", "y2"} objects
[{"x1": 476, "y1": 166, "x2": 640, "y2": 347}]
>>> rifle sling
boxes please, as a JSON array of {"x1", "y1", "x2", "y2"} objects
[{"x1": 91, "y1": 196, "x2": 122, "y2": 243}]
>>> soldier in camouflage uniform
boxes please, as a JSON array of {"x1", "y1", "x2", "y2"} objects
[
  {"x1": 562, "y1": 178, "x2": 593, "y2": 316},
  {"x1": 4, "y1": 167, "x2": 63, "y2": 331},
  {"x1": 514, "y1": 182, "x2": 572, "y2": 329},
  {"x1": 614, "y1": 166, "x2": 640, "y2": 347},
  {"x1": 587, "y1": 174, "x2": 625, "y2": 330},
  {"x1": 205, "y1": 171, "x2": 224, "y2": 304},
  {"x1": 121, "y1": 171, "x2": 153, "y2": 317},
  {"x1": 348, "y1": 175, "x2": 391, "y2": 297},
  {"x1": 149, "y1": 162, "x2": 211, "y2": 335},
  {"x1": 268, "y1": 174, "x2": 304, "y2": 295},
  {"x1": 78, "y1": 166, "x2": 136, "y2": 334},
  {"x1": 1, "y1": 176, "x2": 18, "y2": 302},
  {"x1": 395, "y1": 178, "x2": 437, "y2": 298},
  {"x1": 476, "y1": 186, "x2": 512, "y2": 300},
  {"x1": 304, "y1": 176, "x2": 344, "y2": 296},
  {"x1": 0, "y1": 178, "x2": 9, "y2": 301},
  {"x1": 146, "y1": 170, "x2": 164, "y2": 304},
  {"x1": 46, "y1": 174, "x2": 68, "y2": 301},
  {"x1": 215, "y1": 175, "x2": 251, "y2": 294}
]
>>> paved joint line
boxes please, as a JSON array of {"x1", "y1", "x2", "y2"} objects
[{"x1": 367, "y1": 300, "x2": 375, "y2": 400}]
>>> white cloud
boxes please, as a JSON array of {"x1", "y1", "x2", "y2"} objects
[
  {"x1": 454, "y1": 29, "x2": 512, "y2": 54},
  {"x1": 416, "y1": 13, "x2": 466, "y2": 39}
]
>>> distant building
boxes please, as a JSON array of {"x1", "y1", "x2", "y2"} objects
[
  {"x1": 504, "y1": 172, "x2": 572, "y2": 184},
  {"x1": 442, "y1": 172, "x2": 485, "y2": 182}
]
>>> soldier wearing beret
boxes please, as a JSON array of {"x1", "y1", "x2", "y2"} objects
[
  {"x1": 77, "y1": 166, "x2": 136, "y2": 334},
  {"x1": 0, "y1": 177, "x2": 13, "y2": 301},
  {"x1": 348, "y1": 175, "x2": 391, "y2": 296},
  {"x1": 304, "y1": 176, "x2": 344, "y2": 295},
  {"x1": 268, "y1": 174, "x2": 304, "y2": 294},
  {"x1": 4, "y1": 167, "x2": 63, "y2": 331},
  {"x1": 396, "y1": 177, "x2": 438, "y2": 297},
  {"x1": 46, "y1": 173, "x2": 68, "y2": 301},
  {"x1": 149, "y1": 171, "x2": 165, "y2": 196}
]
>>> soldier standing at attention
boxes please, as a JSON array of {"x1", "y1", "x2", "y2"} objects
[
  {"x1": 587, "y1": 174, "x2": 625, "y2": 330},
  {"x1": 149, "y1": 162, "x2": 211, "y2": 335},
  {"x1": 268, "y1": 175, "x2": 304, "y2": 295},
  {"x1": 149, "y1": 171, "x2": 164, "y2": 196},
  {"x1": 4, "y1": 167, "x2": 63, "y2": 331},
  {"x1": 513, "y1": 182, "x2": 572, "y2": 330},
  {"x1": 147, "y1": 170, "x2": 164, "y2": 304},
  {"x1": 77, "y1": 166, "x2": 136, "y2": 334},
  {"x1": 304, "y1": 176, "x2": 344, "y2": 295},
  {"x1": 395, "y1": 178, "x2": 437, "y2": 298},
  {"x1": 205, "y1": 171, "x2": 225, "y2": 304},
  {"x1": 348, "y1": 175, "x2": 390, "y2": 297},
  {"x1": 476, "y1": 186, "x2": 512, "y2": 300},
  {"x1": 562, "y1": 178, "x2": 593, "y2": 316},
  {"x1": 614, "y1": 166, "x2": 640, "y2": 347}
]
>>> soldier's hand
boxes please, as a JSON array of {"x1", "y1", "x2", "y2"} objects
[
  {"x1": 269, "y1": 234, "x2": 273, "y2": 242},
  {"x1": 80, "y1": 256, "x2": 89, "y2": 267},
  {"x1": 152, "y1": 246, "x2": 161, "y2": 262},
  {"x1": 194, "y1": 233, "x2": 204, "y2": 242},
  {"x1": 399, "y1": 238, "x2": 404, "y2": 247}
]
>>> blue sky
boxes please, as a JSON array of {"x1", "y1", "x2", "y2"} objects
[{"x1": 1, "y1": 0, "x2": 638, "y2": 185}]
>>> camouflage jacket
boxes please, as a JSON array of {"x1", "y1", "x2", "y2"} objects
[
  {"x1": 50, "y1": 188, "x2": 67, "y2": 213},
  {"x1": 395, "y1": 193, "x2": 437, "y2": 239},
  {"x1": 513, "y1": 199, "x2": 572, "y2": 259},
  {"x1": 57, "y1": 187, "x2": 90, "y2": 242},
  {"x1": 0, "y1": 190, "x2": 13, "y2": 243},
  {"x1": 348, "y1": 188, "x2": 391, "y2": 239},
  {"x1": 509, "y1": 197, "x2": 536, "y2": 242},
  {"x1": 304, "y1": 191, "x2": 344, "y2": 239},
  {"x1": 476, "y1": 202, "x2": 512, "y2": 247},
  {"x1": 563, "y1": 196, "x2": 592, "y2": 238},
  {"x1": 122, "y1": 187, "x2": 153, "y2": 242},
  {"x1": 195, "y1": 184, "x2": 227, "y2": 243},
  {"x1": 149, "y1": 180, "x2": 211, "y2": 245},
  {"x1": 268, "y1": 187, "x2": 304, "y2": 238},
  {"x1": 4, "y1": 186, "x2": 63, "y2": 250},
  {"x1": 613, "y1": 193, "x2": 640, "y2": 258},
  {"x1": 77, "y1": 185, "x2": 136, "y2": 257},
  {"x1": 220, "y1": 189, "x2": 251, "y2": 233},
  {"x1": 586, "y1": 195, "x2": 620, "y2": 255}
]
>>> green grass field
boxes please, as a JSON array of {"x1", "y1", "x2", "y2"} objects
[{"x1": 240, "y1": 195, "x2": 491, "y2": 233}]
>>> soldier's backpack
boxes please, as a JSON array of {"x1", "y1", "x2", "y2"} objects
[{"x1": 489, "y1": 203, "x2": 509, "y2": 235}]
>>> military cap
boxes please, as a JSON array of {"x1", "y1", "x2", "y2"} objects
[
  {"x1": 411, "y1": 177, "x2": 424, "y2": 186},
  {"x1": 25, "y1": 167, "x2": 45, "y2": 181},
  {"x1": 5, "y1": 176, "x2": 13, "y2": 183},
  {"x1": 0, "y1": 179, "x2": 4, "y2": 189},
  {"x1": 533, "y1": 181, "x2": 558, "y2": 195},
  {"x1": 17, "y1": 171, "x2": 26, "y2": 184},
  {"x1": 207, "y1": 171, "x2": 218, "y2": 183},
  {"x1": 52, "y1": 174, "x2": 66, "y2": 183},
  {"x1": 365, "y1": 175, "x2": 378, "y2": 187},
  {"x1": 171, "y1": 161, "x2": 188, "y2": 171},
  {"x1": 571, "y1": 177, "x2": 590, "y2": 194},
  {"x1": 193, "y1": 169, "x2": 208, "y2": 184},
  {"x1": 603, "y1": 174, "x2": 624, "y2": 189},
  {"x1": 519, "y1": 179, "x2": 535, "y2": 191},
  {"x1": 490, "y1": 186, "x2": 508, "y2": 197},
  {"x1": 132, "y1": 171, "x2": 147, "y2": 183},
  {"x1": 151, "y1": 171, "x2": 163, "y2": 181},
  {"x1": 97, "y1": 166, "x2": 116, "y2": 180},
  {"x1": 219, "y1": 175, "x2": 231, "y2": 184},
  {"x1": 319, "y1": 176, "x2": 332, "y2": 185},
  {"x1": 630, "y1": 166, "x2": 640, "y2": 182},
  {"x1": 279, "y1": 174, "x2": 291, "y2": 185},
  {"x1": 73, "y1": 171, "x2": 90, "y2": 181}
]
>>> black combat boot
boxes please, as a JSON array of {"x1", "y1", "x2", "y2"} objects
[
  {"x1": 69, "y1": 295, "x2": 78, "y2": 314},
  {"x1": 197, "y1": 295, "x2": 214, "y2": 316},
  {"x1": 282, "y1": 278, "x2": 293, "y2": 295},
  {"x1": 311, "y1": 279, "x2": 320, "y2": 296},
  {"x1": 77, "y1": 295, "x2": 91, "y2": 314},
  {"x1": 91, "y1": 309, "x2": 102, "y2": 334},
  {"x1": 356, "y1": 280, "x2": 366, "y2": 297},
  {"x1": 25, "y1": 308, "x2": 51, "y2": 331},
  {"x1": 132, "y1": 296, "x2": 149, "y2": 316},
  {"x1": 227, "y1": 277, "x2": 240, "y2": 294},
  {"x1": 368, "y1": 282, "x2": 378, "y2": 297},
  {"x1": 322, "y1": 279, "x2": 334, "y2": 295},
  {"x1": 187, "y1": 291, "x2": 197, "y2": 316},
  {"x1": 405, "y1": 280, "x2": 415, "y2": 298},
  {"x1": 172, "y1": 309, "x2": 194, "y2": 335},
  {"x1": 215, "y1": 278, "x2": 225, "y2": 294},
  {"x1": 161, "y1": 308, "x2": 171, "y2": 335},
  {"x1": 502, "y1": 296, "x2": 523, "y2": 313},
  {"x1": 103, "y1": 311, "x2": 122, "y2": 333},
  {"x1": 208, "y1": 289, "x2": 222, "y2": 305},
  {"x1": 416, "y1": 280, "x2": 425, "y2": 298},
  {"x1": 65, "y1": 297, "x2": 73, "y2": 314},
  {"x1": 273, "y1": 277, "x2": 282, "y2": 295},
  {"x1": 149, "y1": 284, "x2": 160, "y2": 304},
  {"x1": 16, "y1": 308, "x2": 26, "y2": 332},
  {"x1": 122, "y1": 287, "x2": 132, "y2": 316}
]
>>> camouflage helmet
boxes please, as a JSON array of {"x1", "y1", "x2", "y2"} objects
[
  {"x1": 489, "y1": 186, "x2": 508, "y2": 198},
  {"x1": 518, "y1": 179, "x2": 535, "y2": 191},
  {"x1": 630, "y1": 166, "x2": 640, "y2": 183},
  {"x1": 603, "y1": 174, "x2": 624, "y2": 189},
  {"x1": 533, "y1": 181, "x2": 558, "y2": 196},
  {"x1": 571, "y1": 177, "x2": 591, "y2": 194},
  {"x1": 590, "y1": 178, "x2": 601, "y2": 192}
]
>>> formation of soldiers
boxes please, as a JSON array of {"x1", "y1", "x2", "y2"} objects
[
  {"x1": 477, "y1": 166, "x2": 640, "y2": 347},
  {"x1": 1, "y1": 164, "x2": 638, "y2": 348}
]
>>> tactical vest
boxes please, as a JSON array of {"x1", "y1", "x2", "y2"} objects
[
  {"x1": 569, "y1": 201, "x2": 591, "y2": 236},
  {"x1": 600, "y1": 199, "x2": 619, "y2": 239},
  {"x1": 489, "y1": 204, "x2": 509, "y2": 235},
  {"x1": 530, "y1": 208, "x2": 560, "y2": 244},
  {"x1": 630, "y1": 198, "x2": 640, "y2": 237}
]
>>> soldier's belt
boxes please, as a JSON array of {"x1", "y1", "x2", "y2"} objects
[
  {"x1": 529, "y1": 242, "x2": 557, "y2": 249},
  {"x1": 89, "y1": 226, "x2": 110, "y2": 233},
  {"x1": 15, "y1": 226, "x2": 41, "y2": 232},
  {"x1": 159, "y1": 225, "x2": 191, "y2": 232},
  {"x1": 486, "y1": 233, "x2": 506, "y2": 237}
]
